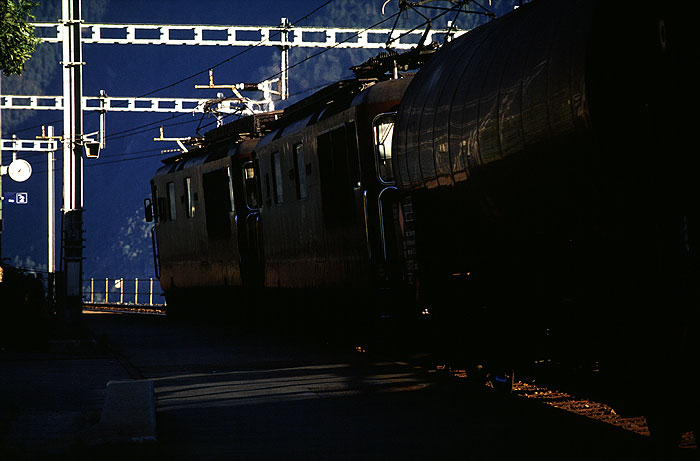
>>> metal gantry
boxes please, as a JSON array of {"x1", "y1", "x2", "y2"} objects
[
  {"x1": 33, "y1": 21, "x2": 465, "y2": 49},
  {"x1": 0, "y1": 137, "x2": 59, "y2": 152},
  {"x1": 4, "y1": 18, "x2": 469, "y2": 119},
  {"x1": 12, "y1": 20, "x2": 467, "y2": 117},
  {"x1": 0, "y1": 82, "x2": 280, "y2": 114},
  {"x1": 31, "y1": 19, "x2": 466, "y2": 108}
]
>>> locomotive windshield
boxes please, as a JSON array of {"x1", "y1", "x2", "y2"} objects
[{"x1": 373, "y1": 113, "x2": 395, "y2": 184}]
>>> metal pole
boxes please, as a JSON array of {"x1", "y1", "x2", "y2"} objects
[
  {"x1": 135, "y1": 277, "x2": 139, "y2": 304},
  {"x1": 105, "y1": 278, "x2": 108, "y2": 303},
  {"x1": 90, "y1": 277, "x2": 94, "y2": 303},
  {"x1": 280, "y1": 18, "x2": 289, "y2": 101},
  {"x1": 99, "y1": 89, "x2": 106, "y2": 148},
  {"x1": 61, "y1": 0, "x2": 85, "y2": 327},
  {"x1": 120, "y1": 278, "x2": 124, "y2": 304},
  {"x1": 0, "y1": 74, "x2": 3, "y2": 259},
  {"x1": 47, "y1": 126, "x2": 56, "y2": 308},
  {"x1": 149, "y1": 278, "x2": 153, "y2": 305},
  {"x1": 47, "y1": 126, "x2": 56, "y2": 274}
]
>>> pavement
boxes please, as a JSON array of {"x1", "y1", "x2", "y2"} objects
[
  {"x1": 1, "y1": 313, "x2": 156, "y2": 460},
  {"x1": 2, "y1": 310, "x2": 695, "y2": 460}
]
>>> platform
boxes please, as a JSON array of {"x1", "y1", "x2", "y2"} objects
[{"x1": 2, "y1": 310, "x2": 695, "y2": 460}]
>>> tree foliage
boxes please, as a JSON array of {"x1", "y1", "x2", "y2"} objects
[{"x1": 0, "y1": 0, "x2": 40, "y2": 76}]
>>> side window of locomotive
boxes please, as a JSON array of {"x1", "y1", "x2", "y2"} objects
[
  {"x1": 317, "y1": 124, "x2": 357, "y2": 228},
  {"x1": 157, "y1": 197, "x2": 167, "y2": 222},
  {"x1": 264, "y1": 173, "x2": 271, "y2": 207},
  {"x1": 347, "y1": 121, "x2": 360, "y2": 188},
  {"x1": 242, "y1": 161, "x2": 259, "y2": 209},
  {"x1": 166, "y1": 181, "x2": 177, "y2": 221},
  {"x1": 293, "y1": 143, "x2": 308, "y2": 200},
  {"x1": 271, "y1": 152, "x2": 284, "y2": 204},
  {"x1": 202, "y1": 169, "x2": 232, "y2": 240},
  {"x1": 184, "y1": 177, "x2": 195, "y2": 218},
  {"x1": 151, "y1": 184, "x2": 160, "y2": 223},
  {"x1": 226, "y1": 166, "x2": 235, "y2": 214},
  {"x1": 373, "y1": 113, "x2": 395, "y2": 183}
]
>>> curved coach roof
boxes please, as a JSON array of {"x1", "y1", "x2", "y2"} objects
[
  {"x1": 351, "y1": 77, "x2": 412, "y2": 108},
  {"x1": 393, "y1": 0, "x2": 597, "y2": 190}
]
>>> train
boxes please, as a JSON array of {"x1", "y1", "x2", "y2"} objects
[{"x1": 146, "y1": 0, "x2": 696, "y2": 446}]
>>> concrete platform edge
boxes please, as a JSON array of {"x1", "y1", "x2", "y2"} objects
[{"x1": 87, "y1": 379, "x2": 157, "y2": 445}]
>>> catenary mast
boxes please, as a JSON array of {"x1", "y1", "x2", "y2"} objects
[{"x1": 61, "y1": 0, "x2": 85, "y2": 327}]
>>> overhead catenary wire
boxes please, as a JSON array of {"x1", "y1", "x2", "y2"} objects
[
  {"x1": 84, "y1": 3, "x2": 457, "y2": 148},
  {"x1": 7, "y1": 1, "x2": 483, "y2": 165},
  {"x1": 133, "y1": 1, "x2": 480, "y2": 146},
  {"x1": 217, "y1": 0, "x2": 481, "y2": 109},
  {"x1": 14, "y1": 114, "x2": 198, "y2": 162},
  {"x1": 12, "y1": 0, "x2": 484, "y2": 147},
  {"x1": 127, "y1": 0, "x2": 338, "y2": 100},
  {"x1": 29, "y1": 148, "x2": 167, "y2": 175},
  {"x1": 6, "y1": 0, "x2": 337, "y2": 138},
  {"x1": 143, "y1": 0, "x2": 485, "y2": 137}
]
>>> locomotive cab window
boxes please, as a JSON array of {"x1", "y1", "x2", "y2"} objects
[
  {"x1": 373, "y1": 112, "x2": 396, "y2": 183},
  {"x1": 166, "y1": 181, "x2": 177, "y2": 221}
]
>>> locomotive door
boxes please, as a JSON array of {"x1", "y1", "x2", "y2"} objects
[
  {"x1": 240, "y1": 158, "x2": 264, "y2": 287},
  {"x1": 372, "y1": 112, "x2": 402, "y2": 282}
]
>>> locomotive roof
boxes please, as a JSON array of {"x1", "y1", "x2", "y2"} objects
[
  {"x1": 157, "y1": 110, "x2": 282, "y2": 167},
  {"x1": 257, "y1": 76, "x2": 412, "y2": 149},
  {"x1": 154, "y1": 44, "x2": 420, "y2": 177},
  {"x1": 156, "y1": 77, "x2": 371, "y2": 168},
  {"x1": 153, "y1": 137, "x2": 259, "y2": 178},
  {"x1": 271, "y1": 78, "x2": 377, "y2": 129}
]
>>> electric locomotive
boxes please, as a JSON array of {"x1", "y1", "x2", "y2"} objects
[{"x1": 147, "y1": 74, "x2": 417, "y2": 332}]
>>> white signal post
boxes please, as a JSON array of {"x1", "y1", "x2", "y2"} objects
[{"x1": 37, "y1": 126, "x2": 60, "y2": 277}]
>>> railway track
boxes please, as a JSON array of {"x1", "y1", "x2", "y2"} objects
[
  {"x1": 432, "y1": 364, "x2": 698, "y2": 452},
  {"x1": 513, "y1": 381, "x2": 699, "y2": 451}
]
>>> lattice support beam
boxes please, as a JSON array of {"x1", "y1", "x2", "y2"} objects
[
  {"x1": 0, "y1": 138, "x2": 59, "y2": 152},
  {"x1": 33, "y1": 22, "x2": 467, "y2": 49},
  {"x1": 1, "y1": 94, "x2": 270, "y2": 114}
]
